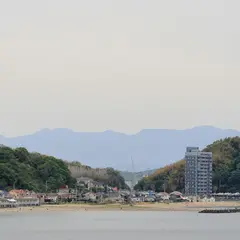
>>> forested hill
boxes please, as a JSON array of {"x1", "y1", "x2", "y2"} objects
[
  {"x1": 134, "y1": 137, "x2": 240, "y2": 193},
  {"x1": 0, "y1": 146, "x2": 126, "y2": 192},
  {"x1": 120, "y1": 169, "x2": 156, "y2": 182}
]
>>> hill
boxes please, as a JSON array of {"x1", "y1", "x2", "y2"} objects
[
  {"x1": 0, "y1": 146, "x2": 126, "y2": 192},
  {"x1": 134, "y1": 137, "x2": 240, "y2": 193},
  {"x1": 68, "y1": 161, "x2": 127, "y2": 189},
  {"x1": 0, "y1": 126, "x2": 239, "y2": 170},
  {"x1": 120, "y1": 169, "x2": 156, "y2": 182}
]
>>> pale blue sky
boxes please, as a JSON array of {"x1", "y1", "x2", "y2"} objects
[{"x1": 0, "y1": 0, "x2": 239, "y2": 136}]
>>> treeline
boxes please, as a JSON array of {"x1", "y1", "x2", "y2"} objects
[
  {"x1": 0, "y1": 146, "x2": 127, "y2": 192},
  {"x1": 106, "y1": 168, "x2": 128, "y2": 190},
  {"x1": 134, "y1": 137, "x2": 240, "y2": 193},
  {"x1": 68, "y1": 160, "x2": 128, "y2": 189},
  {"x1": 0, "y1": 146, "x2": 76, "y2": 192}
]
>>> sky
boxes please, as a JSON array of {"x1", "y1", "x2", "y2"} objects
[{"x1": 0, "y1": 0, "x2": 239, "y2": 137}]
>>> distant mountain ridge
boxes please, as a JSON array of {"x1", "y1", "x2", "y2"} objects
[{"x1": 0, "y1": 126, "x2": 239, "y2": 171}]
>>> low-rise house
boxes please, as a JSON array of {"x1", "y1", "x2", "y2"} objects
[
  {"x1": 0, "y1": 198, "x2": 17, "y2": 208},
  {"x1": 44, "y1": 193, "x2": 58, "y2": 203},
  {"x1": 8, "y1": 189, "x2": 38, "y2": 199},
  {"x1": 169, "y1": 191, "x2": 188, "y2": 202},
  {"x1": 58, "y1": 192, "x2": 74, "y2": 202},
  {"x1": 92, "y1": 181, "x2": 105, "y2": 189},
  {"x1": 212, "y1": 192, "x2": 240, "y2": 201},
  {"x1": 156, "y1": 192, "x2": 170, "y2": 201},
  {"x1": 58, "y1": 185, "x2": 69, "y2": 194},
  {"x1": 201, "y1": 196, "x2": 215, "y2": 202},
  {"x1": 82, "y1": 192, "x2": 97, "y2": 202},
  {"x1": 77, "y1": 177, "x2": 94, "y2": 189},
  {"x1": 9, "y1": 189, "x2": 26, "y2": 198},
  {"x1": 17, "y1": 198, "x2": 40, "y2": 206},
  {"x1": 76, "y1": 177, "x2": 104, "y2": 190}
]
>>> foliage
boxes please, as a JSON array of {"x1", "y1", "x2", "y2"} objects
[
  {"x1": 68, "y1": 161, "x2": 128, "y2": 189},
  {"x1": 0, "y1": 146, "x2": 76, "y2": 192},
  {"x1": 120, "y1": 169, "x2": 156, "y2": 182},
  {"x1": 106, "y1": 168, "x2": 129, "y2": 189},
  {"x1": 68, "y1": 161, "x2": 82, "y2": 167},
  {"x1": 0, "y1": 146, "x2": 128, "y2": 192},
  {"x1": 134, "y1": 137, "x2": 240, "y2": 193}
]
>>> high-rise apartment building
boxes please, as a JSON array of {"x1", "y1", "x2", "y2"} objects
[{"x1": 185, "y1": 147, "x2": 212, "y2": 196}]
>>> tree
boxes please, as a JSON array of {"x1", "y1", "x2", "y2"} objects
[
  {"x1": 0, "y1": 145, "x2": 76, "y2": 192},
  {"x1": 135, "y1": 137, "x2": 240, "y2": 193},
  {"x1": 106, "y1": 168, "x2": 128, "y2": 189}
]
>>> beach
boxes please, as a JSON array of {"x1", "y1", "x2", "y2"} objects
[{"x1": 1, "y1": 201, "x2": 240, "y2": 213}]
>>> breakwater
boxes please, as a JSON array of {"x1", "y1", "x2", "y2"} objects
[{"x1": 199, "y1": 208, "x2": 240, "y2": 214}]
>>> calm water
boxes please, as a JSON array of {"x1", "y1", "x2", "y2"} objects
[{"x1": 0, "y1": 211, "x2": 239, "y2": 239}]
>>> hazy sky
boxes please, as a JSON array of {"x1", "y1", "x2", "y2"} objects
[{"x1": 1, "y1": 0, "x2": 239, "y2": 137}]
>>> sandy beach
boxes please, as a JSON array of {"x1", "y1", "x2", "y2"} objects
[{"x1": 1, "y1": 201, "x2": 240, "y2": 213}]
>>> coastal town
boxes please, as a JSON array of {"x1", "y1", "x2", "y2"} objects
[
  {"x1": 1, "y1": 178, "x2": 240, "y2": 209},
  {"x1": 1, "y1": 142, "x2": 240, "y2": 209},
  {"x1": 1, "y1": 1, "x2": 239, "y2": 238}
]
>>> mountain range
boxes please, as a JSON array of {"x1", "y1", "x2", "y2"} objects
[{"x1": 0, "y1": 126, "x2": 239, "y2": 171}]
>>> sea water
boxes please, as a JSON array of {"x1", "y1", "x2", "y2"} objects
[{"x1": 0, "y1": 211, "x2": 239, "y2": 239}]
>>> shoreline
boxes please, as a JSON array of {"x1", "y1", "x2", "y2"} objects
[{"x1": 1, "y1": 201, "x2": 240, "y2": 213}]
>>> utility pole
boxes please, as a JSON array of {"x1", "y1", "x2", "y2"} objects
[
  {"x1": 75, "y1": 183, "x2": 78, "y2": 202},
  {"x1": 163, "y1": 178, "x2": 166, "y2": 193},
  {"x1": 131, "y1": 156, "x2": 136, "y2": 191},
  {"x1": 13, "y1": 180, "x2": 16, "y2": 190},
  {"x1": 131, "y1": 156, "x2": 133, "y2": 191}
]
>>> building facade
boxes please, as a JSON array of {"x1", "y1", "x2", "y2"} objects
[{"x1": 185, "y1": 147, "x2": 212, "y2": 196}]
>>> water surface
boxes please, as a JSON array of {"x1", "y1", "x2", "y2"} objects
[{"x1": 0, "y1": 211, "x2": 239, "y2": 239}]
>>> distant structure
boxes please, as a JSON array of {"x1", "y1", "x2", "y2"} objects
[
  {"x1": 131, "y1": 157, "x2": 136, "y2": 190},
  {"x1": 184, "y1": 147, "x2": 212, "y2": 196}
]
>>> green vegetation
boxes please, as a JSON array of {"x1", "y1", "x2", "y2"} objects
[
  {"x1": 120, "y1": 169, "x2": 156, "y2": 182},
  {"x1": 0, "y1": 146, "x2": 127, "y2": 192},
  {"x1": 68, "y1": 161, "x2": 128, "y2": 189},
  {"x1": 134, "y1": 137, "x2": 240, "y2": 193},
  {"x1": 106, "y1": 168, "x2": 127, "y2": 189},
  {"x1": 68, "y1": 161, "x2": 82, "y2": 167},
  {"x1": 0, "y1": 146, "x2": 76, "y2": 192}
]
